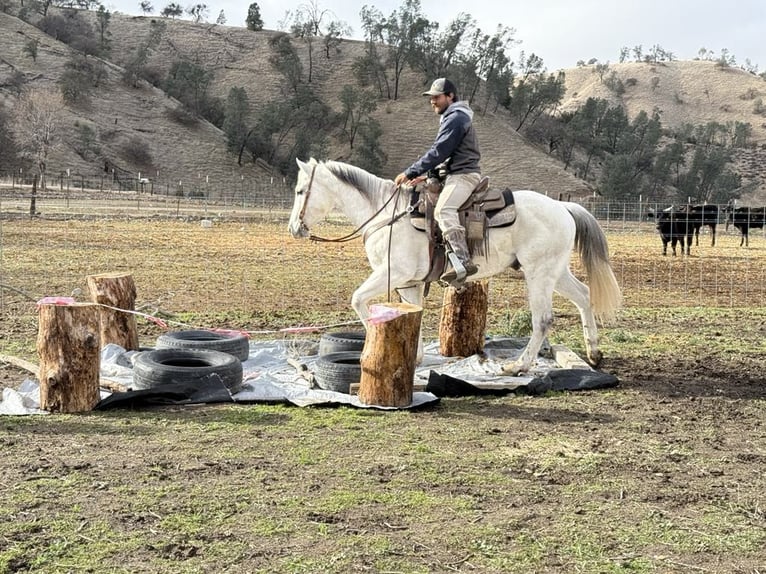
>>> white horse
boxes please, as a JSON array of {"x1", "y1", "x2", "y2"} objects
[{"x1": 288, "y1": 158, "x2": 622, "y2": 375}]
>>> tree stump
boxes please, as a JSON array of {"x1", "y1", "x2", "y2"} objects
[
  {"x1": 86, "y1": 272, "x2": 139, "y2": 350},
  {"x1": 358, "y1": 302, "x2": 423, "y2": 407},
  {"x1": 37, "y1": 303, "x2": 101, "y2": 413},
  {"x1": 439, "y1": 280, "x2": 489, "y2": 357}
]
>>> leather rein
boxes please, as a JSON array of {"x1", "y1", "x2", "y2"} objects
[{"x1": 301, "y1": 167, "x2": 421, "y2": 244}]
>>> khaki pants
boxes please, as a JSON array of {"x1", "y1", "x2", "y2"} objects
[{"x1": 434, "y1": 172, "x2": 482, "y2": 234}]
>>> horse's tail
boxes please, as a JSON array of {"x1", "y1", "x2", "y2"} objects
[{"x1": 565, "y1": 203, "x2": 622, "y2": 323}]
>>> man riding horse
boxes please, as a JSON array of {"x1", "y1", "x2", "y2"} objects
[{"x1": 394, "y1": 78, "x2": 482, "y2": 286}]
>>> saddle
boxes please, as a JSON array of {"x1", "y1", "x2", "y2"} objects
[{"x1": 409, "y1": 175, "x2": 517, "y2": 285}]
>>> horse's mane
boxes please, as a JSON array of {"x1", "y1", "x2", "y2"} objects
[{"x1": 323, "y1": 161, "x2": 389, "y2": 206}]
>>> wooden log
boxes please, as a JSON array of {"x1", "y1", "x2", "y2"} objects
[
  {"x1": 86, "y1": 272, "x2": 139, "y2": 350},
  {"x1": 358, "y1": 303, "x2": 423, "y2": 407},
  {"x1": 439, "y1": 280, "x2": 488, "y2": 357},
  {"x1": 37, "y1": 303, "x2": 101, "y2": 413}
]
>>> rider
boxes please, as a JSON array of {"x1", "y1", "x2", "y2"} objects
[{"x1": 394, "y1": 77, "x2": 482, "y2": 285}]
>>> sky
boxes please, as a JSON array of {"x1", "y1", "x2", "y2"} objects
[{"x1": 104, "y1": 0, "x2": 766, "y2": 72}]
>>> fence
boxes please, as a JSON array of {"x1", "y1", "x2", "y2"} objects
[{"x1": 0, "y1": 172, "x2": 295, "y2": 210}]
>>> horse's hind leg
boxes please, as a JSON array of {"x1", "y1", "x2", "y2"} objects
[
  {"x1": 554, "y1": 269, "x2": 601, "y2": 367},
  {"x1": 501, "y1": 270, "x2": 556, "y2": 375}
]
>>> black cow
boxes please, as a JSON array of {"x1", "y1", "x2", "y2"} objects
[
  {"x1": 679, "y1": 204, "x2": 718, "y2": 247},
  {"x1": 724, "y1": 205, "x2": 766, "y2": 247},
  {"x1": 656, "y1": 207, "x2": 695, "y2": 256}
]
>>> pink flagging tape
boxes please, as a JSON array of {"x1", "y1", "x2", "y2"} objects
[
  {"x1": 36, "y1": 296, "x2": 77, "y2": 307},
  {"x1": 367, "y1": 304, "x2": 402, "y2": 325}
]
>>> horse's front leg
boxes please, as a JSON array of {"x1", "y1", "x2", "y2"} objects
[{"x1": 349, "y1": 269, "x2": 407, "y2": 327}]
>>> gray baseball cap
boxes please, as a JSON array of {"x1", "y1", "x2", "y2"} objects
[{"x1": 422, "y1": 78, "x2": 457, "y2": 96}]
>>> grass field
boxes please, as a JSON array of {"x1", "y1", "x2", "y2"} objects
[{"x1": 1, "y1": 214, "x2": 765, "y2": 573}]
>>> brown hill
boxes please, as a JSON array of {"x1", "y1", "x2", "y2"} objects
[
  {"x1": 560, "y1": 60, "x2": 766, "y2": 202},
  {"x1": 2, "y1": 8, "x2": 765, "y2": 203},
  {"x1": 0, "y1": 9, "x2": 591, "y2": 199}
]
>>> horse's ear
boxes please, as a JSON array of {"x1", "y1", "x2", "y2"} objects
[{"x1": 296, "y1": 158, "x2": 311, "y2": 175}]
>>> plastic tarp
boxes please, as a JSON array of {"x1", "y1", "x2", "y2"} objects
[{"x1": 1, "y1": 337, "x2": 618, "y2": 415}]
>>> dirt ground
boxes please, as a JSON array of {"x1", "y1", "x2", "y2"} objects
[{"x1": 1, "y1": 216, "x2": 765, "y2": 573}]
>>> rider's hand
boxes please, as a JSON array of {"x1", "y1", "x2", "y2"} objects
[{"x1": 394, "y1": 172, "x2": 410, "y2": 186}]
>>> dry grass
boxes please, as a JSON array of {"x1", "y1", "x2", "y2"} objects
[{"x1": 1, "y1": 211, "x2": 765, "y2": 574}]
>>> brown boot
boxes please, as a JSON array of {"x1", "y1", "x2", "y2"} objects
[{"x1": 440, "y1": 229, "x2": 478, "y2": 284}]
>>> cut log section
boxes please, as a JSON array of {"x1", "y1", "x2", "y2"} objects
[
  {"x1": 358, "y1": 302, "x2": 423, "y2": 407},
  {"x1": 37, "y1": 302, "x2": 101, "y2": 413},
  {"x1": 86, "y1": 272, "x2": 139, "y2": 350},
  {"x1": 438, "y1": 280, "x2": 488, "y2": 357}
]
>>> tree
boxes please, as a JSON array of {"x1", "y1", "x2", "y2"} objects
[
  {"x1": 0, "y1": 108, "x2": 26, "y2": 172},
  {"x1": 95, "y1": 4, "x2": 111, "y2": 55},
  {"x1": 216, "y1": 9, "x2": 225, "y2": 25},
  {"x1": 122, "y1": 18, "x2": 165, "y2": 87},
  {"x1": 11, "y1": 88, "x2": 63, "y2": 190},
  {"x1": 59, "y1": 53, "x2": 106, "y2": 105},
  {"x1": 409, "y1": 13, "x2": 471, "y2": 82},
  {"x1": 508, "y1": 58, "x2": 565, "y2": 131},
  {"x1": 268, "y1": 33, "x2": 303, "y2": 94},
  {"x1": 164, "y1": 60, "x2": 214, "y2": 117},
  {"x1": 139, "y1": 1, "x2": 153, "y2": 14},
  {"x1": 353, "y1": 5, "x2": 391, "y2": 98},
  {"x1": 223, "y1": 86, "x2": 249, "y2": 153},
  {"x1": 322, "y1": 20, "x2": 351, "y2": 58},
  {"x1": 160, "y1": 2, "x2": 182, "y2": 18},
  {"x1": 245, "y1": 2, "x2": 263, "y2": 30},
  {"x1": 379, "y1": 0, "x2": 432, "y2": 100},
  {"x1": 22, "y1": 38, "x2": 39, "y2": 61},
  {"x1": 38, "y1": 11, "x2": 100, "y2": 55},
  {"x1": 338, "y1": 85, "x2": 377, "y2": 149},
  {"x1": 289, "y1": 0, "x2": 349, "y2": 82},
  {"x1": 352, "y1": 118, "x2": 387, "y2": 173},
  {"x1": 186, "y1": 3, "x2": 208, "y2": 23}
]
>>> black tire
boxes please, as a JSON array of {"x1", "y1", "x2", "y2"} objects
[
  {"x1": 318, "y1": 330, "x2": 366, "y2": 356},
  {"x1": 313, "y1": 351, "x2": 362, "y2": 393},
  {"x1": 155, "y1": 329, "x2": 250, "y2": 361},
  {"x1": 132, "y1": 349, "x2": 243, "y2": 393}
]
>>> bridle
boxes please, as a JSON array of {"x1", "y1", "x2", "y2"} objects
[{"x1": 295, "y1": 163, "x2": 318, "y2": 236}]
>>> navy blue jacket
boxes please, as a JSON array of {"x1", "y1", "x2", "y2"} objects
[{"x1": 404, "y1": 101, "x2": 481, "y2": 179}]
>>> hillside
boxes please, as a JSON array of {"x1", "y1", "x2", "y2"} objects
[
  {"x1": 2, "y1": 7, "x2": 766, "y2": 203},
  {"x1": 0, "y1": 8, "x2": 591, "y2": 199},
  {"x1": 560, "y1": 60, "x2": 766, "y2": 202}
]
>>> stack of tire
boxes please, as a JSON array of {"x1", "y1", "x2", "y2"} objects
[
  {"x1": 132, "y1": 330, "x2": 250, "y2": 393},
  {"x1": 313, "y1": 331, "x2": 366, "y2": 394}
]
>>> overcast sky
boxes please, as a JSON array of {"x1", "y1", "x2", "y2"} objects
[{"x1": 105, "y1": 0, "x2": 766, "y2": 72}]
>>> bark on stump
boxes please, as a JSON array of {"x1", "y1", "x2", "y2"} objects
[
  {"x1": 86, "y1": 272, "x2": 139, "y2": 350},
  {"x1": 37, "y1": 303, "x2": 101, "y2": 413},
  {"x1": 439, "y1": 280, "x2": 489, "y2": 357},
  {"x1": 358, "y1": 303, "x2": 423, "y2": 407}
]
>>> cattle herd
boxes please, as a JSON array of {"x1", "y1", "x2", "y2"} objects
[{"x1": 651, "y1": 203, "x2": 766, "y2": 255}]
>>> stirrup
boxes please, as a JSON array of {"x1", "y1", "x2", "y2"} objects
[{"x1": 440, "y1": 253, "x2": 477, "y2": 286}]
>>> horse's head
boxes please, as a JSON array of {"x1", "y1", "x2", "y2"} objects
[{"x1": 288, "y1": 158, "x2": 332, "y2": 238}]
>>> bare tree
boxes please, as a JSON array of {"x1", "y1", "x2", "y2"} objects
[{"x1": 11, "y1": 88, "x2": 63, "y2": 191}]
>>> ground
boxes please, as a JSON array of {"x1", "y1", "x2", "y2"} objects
[{"x1": 0, "y1": 216, "x2": 764, "y2": 573}]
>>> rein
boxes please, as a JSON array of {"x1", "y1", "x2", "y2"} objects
[{"x1": 308, "y1": 183, "x2": 413, "y2": 244}]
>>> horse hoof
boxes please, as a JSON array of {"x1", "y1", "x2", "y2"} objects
[
  {"x1": 587, "y1": 350, "x2": 603, "y2": 368},
  {"x1": 501, "y1": 363, "x2": 525, "y2": 376}
]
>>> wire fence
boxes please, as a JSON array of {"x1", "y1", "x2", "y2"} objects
[{"x1": 0, "y1": 186, "x2": 764, "y2": 359}]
